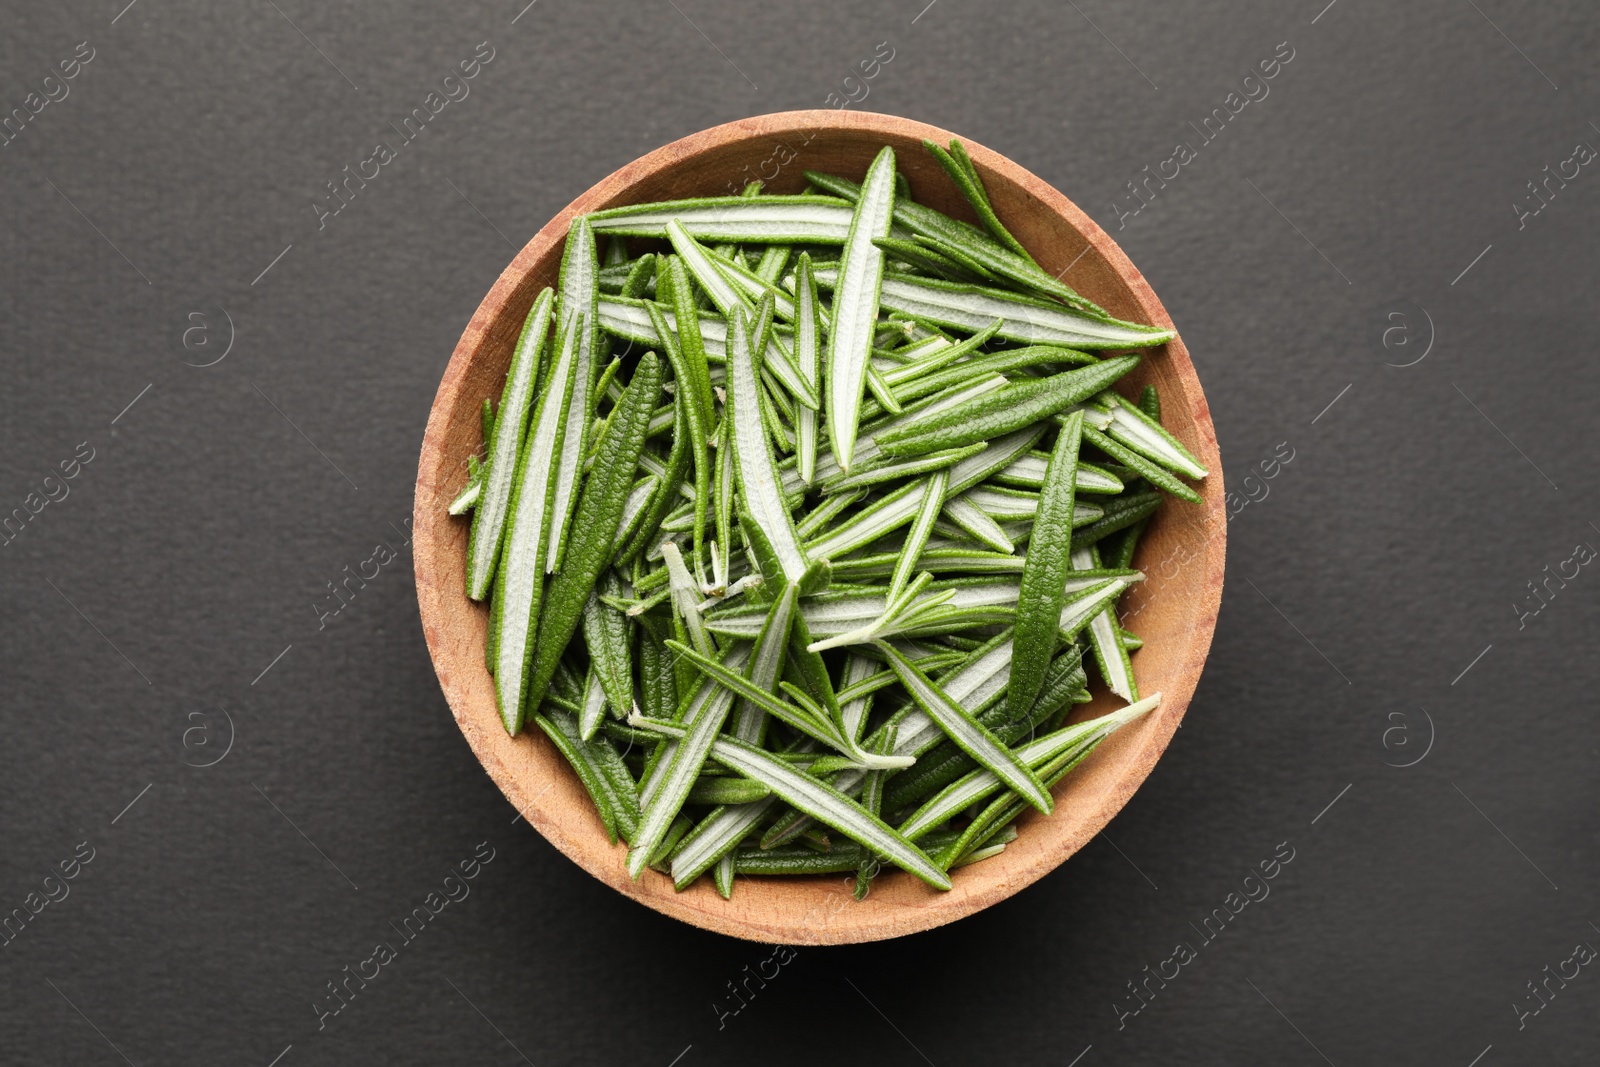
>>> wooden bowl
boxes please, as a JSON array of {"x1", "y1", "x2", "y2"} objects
[{"x1": 414, "y1": 110, "x2": 1225, "y2": 944}]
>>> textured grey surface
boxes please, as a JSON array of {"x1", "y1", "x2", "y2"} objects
[{"x1": 1, "y1": 1, "x2": 1597, "y2": 1064}]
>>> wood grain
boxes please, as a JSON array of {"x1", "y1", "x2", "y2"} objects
[{"x1": 413, "y1": 110, "x2": 1226, "y2": 944}]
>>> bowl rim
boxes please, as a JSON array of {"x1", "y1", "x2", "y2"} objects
[{"x1": 414, "y1": 109, "x2": 1225, "y2": 944}]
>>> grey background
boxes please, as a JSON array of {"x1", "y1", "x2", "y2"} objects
[{"x1": 2, "y1": 0, "x2": 1596, "y2": 1064}]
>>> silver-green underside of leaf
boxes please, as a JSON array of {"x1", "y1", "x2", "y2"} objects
[
  {"x1": 812, "y1": 268, "x2": 1175, "y2": 349},
  {"x1": 588, "y1": 196, "x2": 856, "y2": 242},
  {"x1": 824, "y1": 146, "x2": 898, "y2": 472}
]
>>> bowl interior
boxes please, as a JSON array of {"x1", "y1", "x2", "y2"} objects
[{"x1": 414, "y1": 110, "x2": 1224, "y2": 944}]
